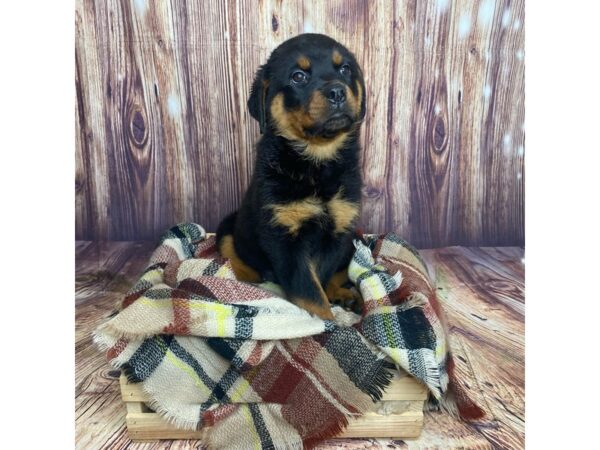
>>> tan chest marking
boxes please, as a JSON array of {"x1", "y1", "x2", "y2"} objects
[
  {"x1": 268, "y1": 196, "x2": 325, "y2": 235},
  {"x1": 303, "y1": 132, "x2": 349, "y2": 163},
  {"x1": 268, "y1": 190, "x2": 359, "y2": 236},
  {"x1": 328, "y1": 190, "x2": 360, "y2": 233}
]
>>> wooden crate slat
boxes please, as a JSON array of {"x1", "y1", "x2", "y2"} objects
[
  {"x1": 341, "y1": 410, "x2": 423, "y2": 438},
  {"x1": 120, "y1": 371, "x2": 426, "y2": 440},
  {"x1": 126, "y1": 412, "x2": 203, "y2": 440},
  {"x1": 126, "y1": 407, "x2": 423, "y2": 440}
]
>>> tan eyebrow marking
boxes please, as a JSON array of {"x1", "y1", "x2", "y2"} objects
[
  {"x1": 332, "y1": 49, "x2": 343, "y2": 66},
  {"x1": 297, "y1": 55, "x2": 311, "y2": 70}
]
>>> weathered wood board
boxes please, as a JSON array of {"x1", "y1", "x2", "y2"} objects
[{"x1": 75, "y1": 0, "x2": 524, "y2": 247}]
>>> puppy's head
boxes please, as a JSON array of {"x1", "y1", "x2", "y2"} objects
[{"x1": 248, "y1": 34, "x2": 365, "y2": 146}]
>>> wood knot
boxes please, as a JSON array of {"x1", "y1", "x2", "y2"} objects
[
  {"x1": 393, "y1": 18, "x2": 404, "y2": 32},
  {"x1": 363, "y1": 186, "x2": 383, "y2": 200},
  {"x1": 433, "y1": 116, "x2": 447, "y2": 153},
  {"x1": 130, "y1": 109, "x2": 147, "y2": 147},
  {"x1": 271, "y1": 14, "x2": 279, "y2": 32},
  {"x1": 75, "y1": 175, "x2": 84, "y2": 194}
]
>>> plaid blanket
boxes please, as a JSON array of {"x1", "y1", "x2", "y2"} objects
[{"x1": 94, "y1": 223, "x2": 482, "y2": 449}]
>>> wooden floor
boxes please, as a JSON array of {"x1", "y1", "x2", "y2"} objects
[{"x1": 76, "y1": 242, "x2": 524, "y2": 449}]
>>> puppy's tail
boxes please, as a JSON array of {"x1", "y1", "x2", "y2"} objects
[{"x1": 216, "y1": 211, "x2": 238, "y2": 248}]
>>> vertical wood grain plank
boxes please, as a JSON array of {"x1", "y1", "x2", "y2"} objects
[
  {"x1": 75, "y1": 0, "x2": 111, "y2": 240},
  {"x1": 171, "y1": 1, "x2": 245, "y2": 231},
  {"x1": 480, "y1": 0, "x2": 525, "y2": 246},
  {"x1": 447, "y1": 0, "x2": 485, "y2": 247},
  {"x1": 75, "y1": 52, "x2": 90, "y2": 239},
  {"x1": 89, "y1": 0, "x2": 162, "y2": 240},
  {"x1": 128, "y1": 0, "x2": 192, "y2": 233},
  {"x1": 383, "y1": 0, "x2": 414, "y2": 244},
  {"x1": 119, "y1": 0, "x2": 171, "y2": 239},
  {"x1": 404, "y1": 0, "x2": 454, "y2": 247},
  {"x1": 359, "y1": 1, "x2": 395, "y2": 234}
]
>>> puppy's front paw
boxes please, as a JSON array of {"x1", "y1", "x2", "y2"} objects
[
  {"x1": 328, "y1": 287, "x2": 364, "y2": 314},
  {"x1": 291, "y1": 297, "x2": 334, "y2": 320}
]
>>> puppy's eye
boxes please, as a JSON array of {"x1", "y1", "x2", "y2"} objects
[
  {"x1": 339, "y1": 64, "x2": 352, "y2": 77},
  {"x1": 291, "y1": 70, "x2": 308, "y2": 84}
]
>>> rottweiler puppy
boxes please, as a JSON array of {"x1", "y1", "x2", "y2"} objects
[{"x1": 216, "y1": 33, "x2": 365, "y2": 320}]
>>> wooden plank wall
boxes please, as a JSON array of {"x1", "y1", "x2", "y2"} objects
[{"x1": 75, "y1": 0, "x2": 524, "y2": 247}]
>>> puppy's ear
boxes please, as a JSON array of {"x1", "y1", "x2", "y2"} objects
[{"x1": 248, "y1": 65, "x2": 269, "y2": 134}]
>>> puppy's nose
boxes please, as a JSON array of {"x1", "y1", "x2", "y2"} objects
[{"x1": 326, "y1": 84, "x2": 346, "y2": 106}]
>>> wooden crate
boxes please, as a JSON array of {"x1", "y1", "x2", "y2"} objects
[{"x1": 120, "y1": 370, "x2": 427, "y2": 441}]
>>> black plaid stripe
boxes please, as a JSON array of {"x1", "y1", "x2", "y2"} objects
[
  {"x1": 206, "y1": 338, "x2": 244, "y2": 361},
  {"x1": 355, "y1": 267, "x2": 393, "y2": 291},
  {"x1": 234, "y1": 305, "x2": 258, "y2": 338},
  {"x1": 361, "y1": 313, "x2": 403, "y2": 349},
  {"x1": 202, "y1": 259, "x2": 222, "y2": 276},
  {"x1": 178, "y1": 223, "x2": 205, "y2": 244},
  {"x1": 142, "y1": 262, "x2": 167, "y2": 275},
  {"x1": 143, "y1": 287, "x2": 177, "y2": 300},
  {"x1": 324, "y1": 321, "x2": 336, "y2": 332},
  {"x1": 319, "y1": 328, "x2": 384, "y2": 391},
  {"x1": 203, "y1": 366, "x2": 242, "y2": 409},
  {"x1": 362, "y1": 308, "x2": 436, "y2": 351},
  {"x1": 126, "y1": 335, "x2": 173, "y2": 382},
  {"x1": 355, "y1": 270, "x2": 371, "y2": 286},
  {"x1": 397, "y1": 308, "x2": 436, "y2": 350},
  {"x1": 168, "y1": 339, "x2": 230, "y2": 404},
  {"x1": 248, "y1": 404, "x2": 275, "y2": 450},
  {"x1": 378, "y1": 270, "x2": 400, "y2": 292},
  {"x1": 191, "y1": 339, "x2": 248, "y2": 409},
  {"x1": 234, "y1": 318, "x2": 253, "y2": 338},
  {"x1": 407, "y1": 349, "x2": 427, "y2": 379},
  {"x1": 159, "y1": 224, "x2": 203, "y2": 258},
  {"x1": 125, "y1": 278, "x2": 153, "y2": 297}
]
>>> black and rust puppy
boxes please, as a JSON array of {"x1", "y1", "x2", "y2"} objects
[{"x1": 216, "y1": 34, "x2": 365, "y2": 320}]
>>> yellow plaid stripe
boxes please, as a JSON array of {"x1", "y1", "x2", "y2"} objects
[{"x1": 139, "y1": 298, "x2": 233, "y2": 337}]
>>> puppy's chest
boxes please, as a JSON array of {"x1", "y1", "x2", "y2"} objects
[
  {"x1": 273, "y1": 161, "x2": 342, "y2": 196},
  {"x1": 267, "y1": 166, "x2": 360, "y2": 237}
]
